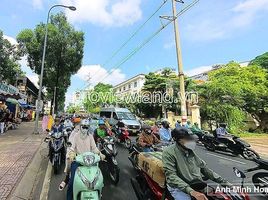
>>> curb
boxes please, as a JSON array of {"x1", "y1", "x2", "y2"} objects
[
  {"x1": 9, "y1": 141, "x2": 47, "y2": 200},
  {"x1": 40, "y1": 162, "x2": 52, "y2": 200}
]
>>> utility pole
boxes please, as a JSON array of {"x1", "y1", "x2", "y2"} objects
[{"x1": 172, "y1": 0, "x2": 187, "y2": 119}]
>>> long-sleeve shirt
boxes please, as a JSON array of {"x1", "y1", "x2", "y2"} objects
[
  {"x1": 159, "y1": 128, "x2": 171, "y2": 142},
  {"x1": 216, "y1": 127, "x2": 228, "y2": 138},
  {"x1": 138, "y1": 132, "x2": 160, "y2": 147},
  {"x1": 162, "y1": 143, "x2": 231, "y2": 194}
]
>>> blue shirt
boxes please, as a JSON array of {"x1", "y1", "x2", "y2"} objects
[
  {"x1": 159, "y1": 128, "x2": 171, "y2": 142},
  {"x1": 175, "y1": 122, "x2": 182, "y2": 129}
]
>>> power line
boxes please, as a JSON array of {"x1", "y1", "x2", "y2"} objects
[
  {"x1": 99, "y1": 0, "x2": 199, "y2": 83},
  {"x1": 88, "y1": 0, "x2": 169, "y2": 85}
]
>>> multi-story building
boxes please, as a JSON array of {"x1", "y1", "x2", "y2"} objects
[{"x1": 113, "y1": 74, "x2": 145, "y2": 96}]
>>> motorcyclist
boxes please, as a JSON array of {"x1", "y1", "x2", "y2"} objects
[
  {"x1": 175, "y1": 120, "x2": 182, "y2": 129},
  {"x1": 138, "y1": 125, "x2": 160, "y2": 152},
  {"x1": 93, "y1": 119, "x2": 110, "y2": 142},
  {"x1": 64, "y1": 118, "x2": 74, "y2": 129},
  {"x1": 162, "y1": 127, "x2": 231, "y2": 200},
  {"x1": 159, "y1": 120, "x2": 172, "y2": 142},
  {"x1": 115, "y1": 118, "x2": 125, "y2": 137},
  {"x1": 184, "y1": 120, "x2": 192, "y2": 129},
  {"x1": 215, "y1": 123, "x2": 233, "y2": 146},
  {"x1": 58, "y1": 119, "x2": 105, "y2": 200}
]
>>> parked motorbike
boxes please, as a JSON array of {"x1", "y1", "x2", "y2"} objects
[
  {"x1": 202, "y1": 134, "x2": 259, "y2": 160},
  {"x1": 73, "y1": 152, "x2": 104, "y2": 200},
  {"x1": 130, "y1": 148, "x2": 250, "y2": 200},
  {"x1": 112, "y1": 125, "x2": 132, "y2": 149},
  {"x1": 45, "y1": 130, "x2": 66, "y2": 174},
  {"x1": 235, "y1": 158, "x2": 268, "y2": 195},
  {"x1": 98, "y1": 136, "x2": 120, "y2": 185}
]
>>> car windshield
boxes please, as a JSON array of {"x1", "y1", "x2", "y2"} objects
[{"x1": 116, "y1": 112, "x2": 136, "y2": 120}]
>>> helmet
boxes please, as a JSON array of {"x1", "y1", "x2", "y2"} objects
[
  {"x1": 171, "y1": 127, "x2": 198, "y2": 141},
  {"x1": 161, "y1": 120, "x2": 170, "y2": 128},
  {"x1": 98, "y1": 119, "x2": 105, "y2": 126},
  {"x1": 141, "y1": 124, "x2": 152, "y2": 134},
  {"x1": 80, "y1": 119, "x2": 89, "y2": 135}
]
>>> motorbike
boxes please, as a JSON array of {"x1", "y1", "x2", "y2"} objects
[
  {"x1": 130, "y1": 146, "x2": 250, "y2": 200},
  {"x1": 202, "y1": 133, "x2": 259, "y2": 160},
  {"x1": 98, "y1": 136, "x2": 120, "y2": 185},
  {"x1": 45, "y1": 130, "x2": 66, "y2": 174},
  {"x1": 73, "y1": 152, "x2": 104, "y2": 200},
  {"x1": 112, "y1": 125, "x2": 132, "y2": 149},
  {"x1": 235, "y1": 158, "x2": 268, "y2": 195}
]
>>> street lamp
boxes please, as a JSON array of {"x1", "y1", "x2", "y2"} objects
[{"x1": 33, "y1": 4, "x2": 76, "y2": 134}]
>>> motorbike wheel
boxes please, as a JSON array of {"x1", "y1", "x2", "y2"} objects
[
  {"x1": 204, "y1": 144, "x2": 215, "y2": 151},
  {"x1": 252, "y1": 172, "x2": 268, "y2": 195},
  {"x1": 125, "y1": 138, "x2": 132, "y2": 149},
  {"x1": 242, "y1": 148, "x2": 260, "y2": 160},
  {"x1": 109, "y1": 161, "x2": 120, "y2": 185}
]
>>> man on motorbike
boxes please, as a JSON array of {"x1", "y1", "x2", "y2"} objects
[
  {"x1": 59, "y1": 119, "x2": 105, "y2": 200},
  {"x1": 162, "y1": 127, "x2": 231, "y2": 200},
  {"x1": 175, "y1": 120, "x2": 182, "y2": 128},
  {"x1": 93, "y1": 119, "x2": 110, "y2": 142},
  {"x1": 159, "y1": 120, "x2": 172, "y2": 142},
  {"x1": 138, "y1": 125, "x2": 160, "y2": 152},
  {"x1": 215, "y1": 123, "x2": 234, "y2": 146}
]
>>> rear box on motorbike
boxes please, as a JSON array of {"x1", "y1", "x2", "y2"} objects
[{"x1": 137, "y1": 152, "x2": 165, "y2": 188}]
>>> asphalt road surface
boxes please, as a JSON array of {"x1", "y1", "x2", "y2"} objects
[{"x1": 48, "y1": 140, "x2": 267, "y2": 200}]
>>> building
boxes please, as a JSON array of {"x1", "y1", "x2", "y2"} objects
[
  {"x1": 113, "y1": 74, "x2": 145, "y2": 96},
  {"x1": 16, "y1": 76, "x2": 40, "y2": 106},
  {"x1": 190, "y1": 61, "x2": 249, "y2": 81}
]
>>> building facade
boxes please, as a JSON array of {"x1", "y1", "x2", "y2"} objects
[{"x1": 113, "y1": 74, "x2": 145, "y2": 96}]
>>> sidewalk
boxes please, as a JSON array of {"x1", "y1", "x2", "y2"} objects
[
  {"x1": 0, "y1": 122, "x2": 44, "y2": 200},
  {"x1": 244, "y1": 137, "x2": 268, "y2": 158}
]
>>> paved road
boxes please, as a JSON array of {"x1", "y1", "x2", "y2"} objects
[{"x1": 48, "y1": 141, "x2": 267, "y2": 200}]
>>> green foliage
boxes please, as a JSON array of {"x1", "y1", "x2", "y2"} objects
[
  {"x1": 17, "y1": 12, "x2": 84, "y2": 112},
  {"x1": 250, "y1": 52, "x2": 268, "y2": 69},
  {"x1": 66, "y1": 105, "x2": 80, "y2": 114},
  {"x1": 196, "y1": 61, "x2": 268, "y2": 132},
  {"x1": 0, "y1": 30, "x2": 24, "y2": 84}
]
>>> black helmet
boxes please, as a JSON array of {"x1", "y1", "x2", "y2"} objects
[
  {"x1": 171, "y1": 127, "x2": 198, "y2": 141},
  {"x1": 161, "y1": 120, "x2": 170, "y2": 128}
]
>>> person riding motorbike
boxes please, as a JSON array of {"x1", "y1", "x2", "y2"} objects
[
  {"x1": 93, "y1": 119, "x2": 110, "y2": 142},
  {"x1": 58, "y1": 119, "x2": 105, "y2": 200},
  {"x1": 64, "y1": 118, "x2": 74, "y2": 129},
  {"x1": 48, "y1": 117, "x2": 65, "y2": 162},
  {"x1": 159, "y1": 120, "x2": 172, "y2": 142},
  {"x1": 138, "y1": 125, "x2": 160, "y2": 152},
  {"x1": 114, "y1": 118, "x2": 125, "y2": 137},
  {"x1": 175, "y1": 120, "x2": 182, "y2": 129},
  {"x1": 215, "y1": 123, "x2": 234, "y2": 146},
  {"x1": 162, "y1": 127, "x2": 232, "y2": 200}
]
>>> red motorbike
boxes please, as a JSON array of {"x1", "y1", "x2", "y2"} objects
[{"x1": 112, "y1": 125, "x2": 132, "y2": 149}]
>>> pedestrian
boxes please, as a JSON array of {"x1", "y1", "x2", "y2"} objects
[{"x1": 0, "y1": 108, "x2": 6, "y2": 134}]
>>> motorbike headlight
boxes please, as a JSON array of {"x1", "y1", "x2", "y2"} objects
[
  {"x1": 83, "y1": 155, "x2": 95, "y2": 166},
  {"x1": 77, "y1": 168, "x2": 99, "y2": 190}
]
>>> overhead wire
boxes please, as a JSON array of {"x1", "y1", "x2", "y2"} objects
[{"x1": 98, "y1": 0, "x2": 199, "y2": 83}]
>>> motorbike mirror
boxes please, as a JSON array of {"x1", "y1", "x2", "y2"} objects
[
  {"x1": 67, "y1": 142, "x2": 72, "y2": 147},
  {"x1": 233, "y1": 167, "x2": 246, "y2": 178}
]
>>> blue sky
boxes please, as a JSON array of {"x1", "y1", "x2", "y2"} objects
[{"x1": 1, "y1": 0, "x2": 268, "y2": 105}]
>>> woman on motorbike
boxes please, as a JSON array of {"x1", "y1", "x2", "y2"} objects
[{"x1": 138, "y1": 125, "x2": 160, "y2": 152}]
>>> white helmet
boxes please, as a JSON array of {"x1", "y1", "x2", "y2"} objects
[{"x1": 80, "y1": 119, "x2": 90, "y2": 135}]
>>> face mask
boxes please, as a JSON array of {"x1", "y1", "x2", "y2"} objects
[{"x1": 183, "y1": 141, "x2": 196, "y2": 150}]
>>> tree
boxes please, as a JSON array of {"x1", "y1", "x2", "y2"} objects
[
  {"x1": 250, "y1": 52, "x2": 268, "y2": 69},
  {"x1": 196, "y1": 61, "x2": 268, "y2": 132},
  {"x1": 17, "y1": 12, "x2": 84, "y2": 112},
  {"x1": 0, "y1": 30, "x2": 23, "y2": 84}
]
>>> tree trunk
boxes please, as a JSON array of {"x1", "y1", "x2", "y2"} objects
[{"x1": 258, "y1": 111, "x2": 268, "y2": 132}]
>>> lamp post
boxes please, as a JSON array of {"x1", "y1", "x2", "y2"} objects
[{"x1": 33, "y1": 4, "x2": 76, "y2": 134}]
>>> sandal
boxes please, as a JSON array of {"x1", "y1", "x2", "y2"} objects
[{"x1": 59, "y1": 181, "x2": 66, "y2": 191}]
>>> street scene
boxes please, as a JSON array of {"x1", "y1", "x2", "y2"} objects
[{"x1": 0, "y1": 0, "x2": 268, "y2": 200}]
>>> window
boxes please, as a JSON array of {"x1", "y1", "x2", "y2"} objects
[
  {"x1": 134, "y1": 81, "x2": 137, "y2": 87},
  {"x1": 100, "y1": 111, "x2": 112, "y2": 118},
  {"x1": 128, "y1": 84, "x2": 131, "y2": 89},
  {"x1": 123, "y1": 86, "x2": 126, "y2": 90},
  {"x1": 119, "y1": 88, "x2": 121, "y2": 92}
]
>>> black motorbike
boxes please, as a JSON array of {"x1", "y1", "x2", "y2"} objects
[
  {"x1": 46, "y1": 131, "x2": 66, "y2": 174},
  {"x1": 202, "y1": 133, "x2": 259, "y2": 160},
  {"x1": 98, "y1": 136, "x2": 120, "y2": 185}
]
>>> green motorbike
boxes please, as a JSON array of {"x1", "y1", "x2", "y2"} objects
[{"x1": 73, "y1": 152, "x2": 104, "y2": 200}]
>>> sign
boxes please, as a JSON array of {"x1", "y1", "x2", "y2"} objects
[{"x1": 0, "y1": 83, "x2": 19, "y2": 94}]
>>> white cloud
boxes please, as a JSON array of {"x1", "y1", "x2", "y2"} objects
[
  {"x1": 185, "y1": 0, "x2": 268, "y2": 41},
  {"x1": 3, "y1": 35, "x2": 17, "y2": 45},
  {"x1": 32, "y1": 0, "x2": 43, "y2": 9},
  {"x1": 76, "y1": 65, "x2": 126, "y2": 86},
  {"x1": 60, "y1": 0, "x2": 142, "y2": 27}
]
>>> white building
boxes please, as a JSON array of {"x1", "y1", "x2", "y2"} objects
[{"x1": 113, "y1": 74, "x2": 145, "y2": 96}]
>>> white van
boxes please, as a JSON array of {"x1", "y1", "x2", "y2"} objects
[{"x1": 99, "y1": 107, "x2": 141, "y2": 133}]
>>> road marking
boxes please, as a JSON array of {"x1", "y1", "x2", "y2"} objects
[
  {"x1": 206, "y1": 152, "x2": 247, "y2": 165},
  {"x1": 40, "y1": 160, "x2": 52, "y2": 200}
]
